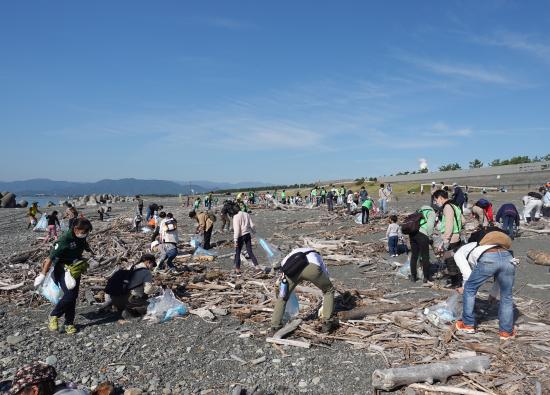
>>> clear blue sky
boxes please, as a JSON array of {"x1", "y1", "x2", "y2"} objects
[{"x1": 1, "y1": 1, "x2": 549, "y2": 183}]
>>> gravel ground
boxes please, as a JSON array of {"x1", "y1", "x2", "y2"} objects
[{"x1": 1, "y1": 190, "x2": 549, "y2": 394}]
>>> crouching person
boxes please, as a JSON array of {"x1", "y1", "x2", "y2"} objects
[
  {"x1": 34, "y1": 218, "x2": 94, "y2": 335},
  {"x1": 271, "y1": 248, "x2": 338, "y2": 333},
  {"x1": 105, "y1": 254, "x2": 158, "y2": 319}
]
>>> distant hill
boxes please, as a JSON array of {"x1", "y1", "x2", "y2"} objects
[
  {"x1": 0, "y1": 178, "x2": 208, "y2": 196},
  {"x1": 181, "y1": 180, "x2": 272, "y2": 191}
]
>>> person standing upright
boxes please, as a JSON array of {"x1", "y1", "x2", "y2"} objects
[{"x1": 378, "y1": 184, "x2": 389, "y2": 215}]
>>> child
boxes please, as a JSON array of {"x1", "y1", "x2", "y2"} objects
[
  {"x1": 44, "y1": 211, "x2": 60, "y2": 243},
  {"x1": 386, "y1": 215, "x2": 402, "y2": 257}
]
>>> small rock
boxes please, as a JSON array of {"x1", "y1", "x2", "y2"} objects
[
  {"x1": 312, "y1": 377, "x2": 321, "y2": 385},
  {"x1": 298, "y1": 380, "x2": 307, "y2": 388},
  {"x1": 272, "y1": 359, "x2": 281, "y2": 364},
  {"x1": 45, "y1": 355, "x2": 57, "y2": 366},
  {"x1": 6, "y1": 336, "x2": 23, "y2": 345},
  {"x1": 116, "y1": 365, "x2": 126, "y2": 373}
]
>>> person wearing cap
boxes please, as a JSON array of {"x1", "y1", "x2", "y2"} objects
[
  {"x1": 150, "y1": 240, "x2": 177, "y2": 272},
  {"x1": 34, "y1": 218, "x2": 95, "y2": 335},
  {"x1": 451, "y1": 182, "x2": 466, "y2": 212},
  {"x1": 9, "y1": 361, "x2": 92, "y2": 394},
  {"x1": 109, "y1": 254, "x2": 159, "y2": 319}
]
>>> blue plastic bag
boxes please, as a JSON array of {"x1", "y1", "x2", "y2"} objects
[
  {"x1": 193, "y1": 246, "x2": 217, "y2": 257},
  {"x1": 146, "y1": 289, "x2": 188, "y2": 323},
  {"x1": 38, "y1": 268, "x2": 63, "y2": 304},
  {"x1": 283, "y1": 291, "x2": 300, "y2": 322},
  {"x1": 190, "y1": 235, "x2": 203, "y2": 250}
]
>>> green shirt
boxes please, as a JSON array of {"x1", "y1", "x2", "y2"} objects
[
  {"x1": 49, "y1": 230, "x2": 91, "y2": 264},
  {"x1": 362, "y1": 199, "x2": 373, "y2": 209},
  {"x1": 439, "y1": 203, "x2": 462, "y2": 234}
]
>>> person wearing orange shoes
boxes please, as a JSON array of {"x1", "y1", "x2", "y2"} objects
[{"x1": 454, "y1": 228, "x2": 518, "y2": 340}]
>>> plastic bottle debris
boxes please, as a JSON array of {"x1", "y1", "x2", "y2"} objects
[
  {"x1": 37, "y1": 268, "x2": 63, "y2": 304},
  {"x1": 259, "y1": 238, "x2": 281, "y2": 263},
  {"x1": 145, "y1": 289, "x2": 188, "y2": 323}
]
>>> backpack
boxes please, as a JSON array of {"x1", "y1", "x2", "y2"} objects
[
  {"x1": 282, "y1": 250, "x2": 317, "y2": 277},
  {"x1": 207, "y1": 211, "x2": 217, "y2": 223},
  {"x1": 163, "y1": 218, "x2": 177, "y2": 232},
  {"x1": 528, "y1": 191, "x2": 543, "y2": 200},
  {"x1": 105, "y1": 266, "x2": 146, "y2": 296},
  {"x1": 401, "y1": 211, "x2": 424, "y2": 235}
]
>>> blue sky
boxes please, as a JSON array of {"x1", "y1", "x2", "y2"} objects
[{"x1": 1, "y1": 0, "x2": 549, "y2": 184}]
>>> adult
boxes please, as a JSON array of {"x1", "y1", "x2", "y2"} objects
[
  {"x1": 271, "y1": 248, "x2": 337, "y2": 333},
  {"x1": 106, "y1": 254, "x2": 158, "y2": 318},
  {"x1": 522, "y1": 191, "x2": 543, "y2": 223},
  {"x1": 150, "y1": 211, "x2": 167, "y2": 242},
  {"x1": 433, "y1": 190, "x2": 465, "y2": 288},
  {"x1": 34, "y1": 218, "x2": 94, "y2": 334},
  {"x1": 151, "y1": 239, "x2": 177, "y2": 272},
  {"x1": 326, "y1": 188, "x2": 334, "y2": 212},
  {"x1": 146, "y1": 203, "x2": 159, "y2": 222},
  {"x1": 495, "y1": 203, "x2": 520, "y2": 239},
  {"x1": 378, "y1": 184, "x2": 389, "y2": 215},
  {"x1": 62, "y1": 205, "x2": 78, "y2": 230},
  {"x1": 232, "y1": 210, "x2": 261, "y2": 275},
  {"x1": 361, "y1": 197, "x2": 374, "y2": 224},
  {"x1": 346, "y1": 190, "x2": 354, "y2": 214},
  {"x1": 451, "y1": 183, "x2": 466, "y2": 212},
  {"x1": 455, "y1": 229, "x2": 517, "y2": 340},
  {"x1": 27, "y1": 202, "x2": 41, "y2": 229},
  {"x1": 543, "y1": 186, "x2": 550, "y2": 218},
  {"x1": 359, "y1": 186, "x2": 368, "y2": 204},
  {"x1": 190, "y1": 210, "x2": 215, "y2": 250},
  {"x1": 409, "y1": 205, "x2": 437, "y2": 283},
  {"x1": 136, "y1": 195, "x2": 144, "y2": 216}
]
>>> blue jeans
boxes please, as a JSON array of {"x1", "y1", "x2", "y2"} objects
[
  {"x1": 462, "y1": 251, "x2": 516, "y2": 333},
  {"x1": 378, "y1": 199, "x2": 387, "y2": 214},
  {"x1": 502, "y1": 215, "x2": 516, "y2": 239},
  {"x1": 388, "y1": 236, "x2": 399, "y2": 255}
]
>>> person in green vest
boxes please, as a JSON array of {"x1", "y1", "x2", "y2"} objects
[
  {"x1": 409, "y1": 205, "x2": 437, "y2": 283},
  {"x1": 433, "y1": 189, "x2": 465, "y2": 288},
  {"x1": 193, "y1": 197, "x2": 201, "y2": 210},
  {"x1": 34, "y1": 218, "x2": 95, "y2": 334},
  {"x1": 339, "y1": 186, "x2": 346, "y2": 205},
  {"x1": 361, "y1": 197, "x2": 375, "y2": 224},
  {"x1": 311, "y1": 188, "x2": 317, "y2": 205},
  {"x1": 281, "y1": 190, "x2": 287, "y2": 204},
  {"x1": 320, "y1": 187, "x2": 327, "y2": 204}
]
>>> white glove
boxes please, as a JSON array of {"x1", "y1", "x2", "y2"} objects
[{"x1": 34, "y1": 273, "x2": 46, "y2": 288}]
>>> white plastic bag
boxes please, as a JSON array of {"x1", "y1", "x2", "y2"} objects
[
  {"x1": 354, "y1": 213, "x2": 363, "y2": 224},
  {"x1": 145, "y1": 289, "x2": 188, "y2": 323},
  {"x1": 64, "y1": 270, "x2": 76, "y2": 290},
  {"x1": 283, "y1": 291, "x2": 299, "y2": 322},
  {"x1": 38, "y1": 268, "x2": 63, "y2": 304},
  {"x1": 33, "y1": 214, "x2": 48, "y2": 232},
  {"x1": 397, "y1": 259, "x2": 423, "y2": 279}
]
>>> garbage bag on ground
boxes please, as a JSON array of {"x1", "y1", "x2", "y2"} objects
[
  {"x1": 354, "y1": 213, "x2": 363, "y2": 224},
  {"x1": 145, "y1": 289, "x2": 188, "y2": 323},
  {"x1": 193, "y1": 246, "x2": 217, "y2": 257},
  {"x1": 190, "y1": 235, "x2": 203, "y2": 249},
  {"x1": 259, "y1": 238, "x2": 281, "y2": 264},
  {"x1": 396, "y1": 259, "x2": 423, "y2": 279},
  {"x1": 38, "y1": 268, "x2": 63, "y2": 304},
  {"x1": 33, "y1": 214, "x2": 48, "y2": 232},
  {"x1": 283, "y1": 291, "x2": 300, "y2": 322},
  {"x1": 424, "y1": 293, "x2": 462, "y2": 327}
]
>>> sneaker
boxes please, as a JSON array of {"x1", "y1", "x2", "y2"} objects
[
  {"x1": 499, "y1": 329, "x2": 517, "y2": 340},
  {"x1": 48, "y1": 316, "x2": 59, "y2": 332},
  {"x1": 65, "y1": 324, "x2": 78, "y2": 335},
  {"x1": 455, "y1": 320, "x2": 475, "y2": 334}
]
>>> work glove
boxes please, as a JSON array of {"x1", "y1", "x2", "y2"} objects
[{"x1": 34, "y1": 273, "x2": 46, "y2": 288}]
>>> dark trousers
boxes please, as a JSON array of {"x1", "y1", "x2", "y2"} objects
[
  {"x1": 410, "y1": 232, "x2": 430, "y2": 280},
  {"x1": 51, "y1": 273, "x2": 81, "y2": 325},
  {"x1": 361, "y1": 207, "x2": 370, "y2": 224},
  {"x1": 502, "y1": 215, "x2": 516, "y2": 238},
  {"x1": 543, "y1": 206, "x2": 550, "y2": 218},
  {"x1": 388, "y1": 236, "x2": 399, "y2": 255},
  {"x1": 138, "y1": 205, "x2": 143, "y2": 216},
  {"x1": 203, "y1": 227, "x2": 213, "y2": 249},
  {"x1": 234, "y1": 233, "x2": 259, "y2": 269},
  {"x1": 327, "y1": 198, "x2": 334, "y2": 211},
  {"x1": 445, "y1": 241, "x2": 462, "y2": 285},
  {"x1": 111, "y1": 294, "x2": 148, "y2": 316}
]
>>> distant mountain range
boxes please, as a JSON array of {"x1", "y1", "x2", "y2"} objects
[{"x1": 0, "y1": 178, "x2": 271, "y2": 196}]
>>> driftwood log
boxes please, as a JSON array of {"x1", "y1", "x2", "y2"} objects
[
  {"x1": 338, "y1": 303, "x2": 414, "y2": 321},
  {"x1": 527, "y1": 250, "x2": 550, "y2": 266},
  {"x1": 371, "y1": 356, "x2": 491, "y2": 390}
]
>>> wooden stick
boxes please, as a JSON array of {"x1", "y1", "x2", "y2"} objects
[
  {"x1": 408, "y1": 383, "x2": 492, "y2": 395},
  {"x1": 266, "y1": 337, "x2": 311, "y2": 349}
]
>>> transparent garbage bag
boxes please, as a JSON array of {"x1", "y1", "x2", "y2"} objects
[
  {"x1": 396, "y1": 259, "x2": 423, "y2": 279},
  {"x1": 38, "y1": 268, "x2": 63, "y2": 304},
  {"x1": 193, "y1": 246, "x2": 217, "y2": 257},
  {"x1": 190, "y1": 235, "x2": 203, "y2": 249},
  {"x1": 258, "y1": 238, "x2": 281, "y2": 264},
  {"x1": 283, "y1": 291, "x2": 300, "y2": 323},
  {"x1": 424, "y1": 293, "x2": 462, "y2": 327},
  {"x1": 33, "y1": 214, "x2": 48, "y2": 232},
  {"x1": 354, "y1": 213, "x2": 363, "y2": 224},
  {"x1": 145, "y1": 289, "x2": 188, "y2": 323}
]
